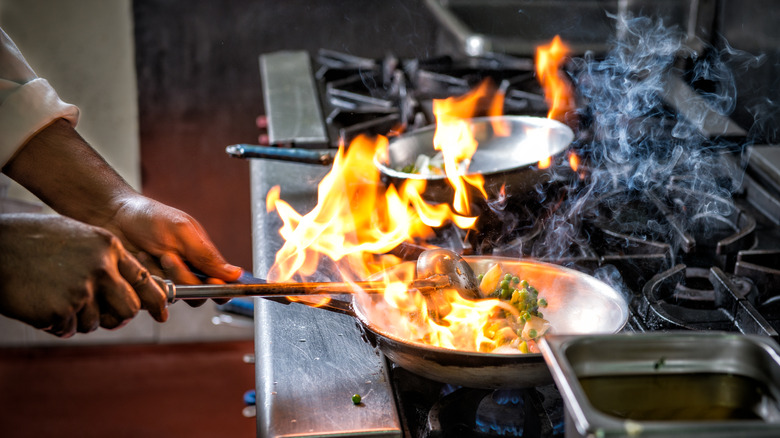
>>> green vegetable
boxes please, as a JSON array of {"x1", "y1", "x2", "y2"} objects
[
  {"x1": 518, "y1": 341, "x2": 529, "y2": 353},
  {"x1": 351, "y1": 393, "x2": 362, "y2": 404},
  {"x1": 400, "y1": 164, "x2": 417, "y2": 174}
]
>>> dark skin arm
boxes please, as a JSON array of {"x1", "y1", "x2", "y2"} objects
[{"x1": 1, "y1": 118, "x2": 241, "y2": 335}]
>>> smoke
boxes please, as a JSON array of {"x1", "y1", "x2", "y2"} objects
[{"x1": 525, "y1": 14, "x2": 760, "y2": 263}]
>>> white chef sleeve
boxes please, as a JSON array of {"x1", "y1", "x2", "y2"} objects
[{"x1": 0, "y1": 27, "x2": 79, "y2": 167}]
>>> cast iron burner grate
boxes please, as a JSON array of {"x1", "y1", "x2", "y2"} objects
[{"x1": 313, "y1": 49, "x2": 547, "y2": 147}]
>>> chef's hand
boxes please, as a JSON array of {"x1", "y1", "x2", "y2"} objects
[
  {"x1": 99, "y1": 194, "x2": 242, "y2": 307},
  {"x1": 0, "y1": 213, "x2": 168, "y2": 337}
]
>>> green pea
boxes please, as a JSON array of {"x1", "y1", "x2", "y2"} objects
[
  {"x1": 500, "y1": 279, "x2": 510, "y2": 290},
  {"x1": 519, "y1": 279, "x2": 529, "y2": 289},
  {"x1": 352, "y1": 393, "x2": 362, "y2": 404},
  {"x1": 528, "y1": 328, "x2": 538, "y2": 339},
  {"x1": 500, "y1": 288, "x2": 512, "y2": 300},
  {"x1": 538, "y1": 298, "x2": 548, "y2": 307},
  {"x1": 518, "y1": 290, "x2": 528, "y2": 301},
  {"x1": 512, "y1": 276, "x2": 520, "y2": 284},
  {"x1": 477, "y1": 273, "x2": 484, "y2": 282}
]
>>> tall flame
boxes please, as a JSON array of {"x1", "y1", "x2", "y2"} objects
[
  {"x1": 266, "y1": 134, "x2": 476, "y2": 284},
  {"x1": 432, "y1": 79, "x2": 505, "y2": 215},
  {"x1": 264, "y1": 53, "x2": 572, "y2": 352},
  {"x1": 536, "y1": 35, "x2": 573, "y2": 121}
]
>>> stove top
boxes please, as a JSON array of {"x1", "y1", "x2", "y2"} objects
[{"x1": 249, "y1": 31, "x2": 780, "y2": 436}]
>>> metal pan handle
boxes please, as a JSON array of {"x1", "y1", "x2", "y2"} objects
[{"x1": 226, "y1": 144, "x2": 335, "y2": 165}]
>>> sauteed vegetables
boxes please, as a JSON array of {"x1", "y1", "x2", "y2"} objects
[
  {"x1": 398, "y1": 152, "x2": 447, "y2": 175},
  {"x1": 477, "y1": 262, "x2": 550, "y2": 353}
]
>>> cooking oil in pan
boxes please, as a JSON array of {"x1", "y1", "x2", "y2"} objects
[{"x1": 578, "y1": 373, "x2": 778, "y2": 421}]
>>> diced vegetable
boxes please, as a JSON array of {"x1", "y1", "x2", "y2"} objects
[
  {"x1": 521, "y1": 315, "x2": 550, "y2": 341},
  {"x1": 478, "y1": 262, "x2": 504, "y2": 297},
  {"x1": 475, "y1": 264, "x2": 551, "y2": 354}
]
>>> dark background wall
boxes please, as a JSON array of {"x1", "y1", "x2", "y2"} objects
[{"x1": 133, "y1": 0, "x2": 441, "y2": 270}]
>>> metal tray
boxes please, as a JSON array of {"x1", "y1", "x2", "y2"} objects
[{"x1": 540, "y1": 332, "x2": 780, "y2": 437}]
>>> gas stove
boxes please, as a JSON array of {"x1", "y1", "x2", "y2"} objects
[{"x1": 248, "y1": 27, "x2": 780, "y2": 438}]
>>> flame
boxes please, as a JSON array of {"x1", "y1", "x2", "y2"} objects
[
  {"x1": 568, "y1": 151, "x2": 580, "y2": 172},
  {"x1": 536, "y1": 35, "x2": 573, "y2": 121},
  {"x1": 432, "y1": 79, "x2": 506, "y2": 214},
  {"x1": 266, "y1": 134, "x2": 476, "y2": 284},
  {"x1": 264, "y1": 69, "x2": 567, "y2": 353}
]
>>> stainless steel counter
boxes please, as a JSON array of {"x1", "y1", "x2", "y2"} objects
[{"x1": 250, "y1": 158, "x2": 402, "y2": 437}]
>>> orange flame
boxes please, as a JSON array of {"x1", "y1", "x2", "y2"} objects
[
  {"x1": 264, "y1": 74, "x2": 563, "y2": 353},
  {"x1": 266, "y1": 134, "x2": 476, "y2": 284},
  {"x1": 568, "y1": 151, "x2": 580, "y2": 172},
  {"x1": 432, "y1": 79, "x2": 506, "y2": 214},
  {"x1": 536, "y1": 35, "x2": 573, "y2": 121}
]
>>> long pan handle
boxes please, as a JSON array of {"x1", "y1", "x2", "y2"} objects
[
  {"x1": 157, "y1": 276, "x2": 449, "y2": 303},
  {"x1": 226, "y1": 144, "x2": 335, "y2": 165}
]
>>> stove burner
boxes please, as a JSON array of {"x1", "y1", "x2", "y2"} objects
[
  {"x1": 638, "y1": 264, "x2": 778, "y2": 338},
  {"x1": 735, "y1": 250, "x2": 780, "y2": 305},
  {"x1": 424, "y1": 387, "x2": 560, "y2": 438},
  {"x1": 474, "y1": 390, "x2": 525, "y2": 436}
]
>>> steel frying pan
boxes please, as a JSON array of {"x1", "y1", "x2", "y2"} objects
[
  {"x1": 307, "y1": 256, "x2": 628, "y2": 389},
  {"x1": 374, "y1": 115, "x2": 575, "y2": 204},
  {"x1": 165, "y1": 255, "x2": 626, "y2": 388},
  {"x1": 227, "y1": 115, "x2": 574, "y2": 204}
]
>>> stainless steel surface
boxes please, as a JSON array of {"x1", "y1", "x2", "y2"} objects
[
  {"x1": 250, "y1": 158, "x2": 401, "y2": 438},
  {"x1": 749, "y1": 145, "x2": 780, "y2": 192},
  {"x1": 540, "y1": 332, "x2": 780, "y2": 437},
  {"x1": 349, "y1": 256, "x2": 629, "y2": 389},
  {"x1": 260, "y1": 51, "x2": 328, "y2": 147}
]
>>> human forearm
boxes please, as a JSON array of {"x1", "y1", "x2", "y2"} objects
[
  {"x1": 3, "y1": 117, "x2": 241, "y2": 286},
  {"x1": 2, "y1": 118, "x2": 136, "y2": 226}
]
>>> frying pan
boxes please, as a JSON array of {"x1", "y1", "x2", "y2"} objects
[
  {"x1": 373, "y1": 115, "x2": 575, "y2": 204},
  {"x1": 227, "y1": 116, "x2": 575, "y2": 204},
  {"x1": 186, "y1": 256, "x2": 622, "y2": 389},
  {"x1": 347, "y1": 256, "x2": 628, "y2": 388},
  {"x1": 165, "y1": 255, "x2": 626, "y2": 388}
]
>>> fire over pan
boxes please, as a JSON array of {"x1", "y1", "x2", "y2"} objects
[
  {"x1": 311, "y1": 255, "x2": 628, "y2": 389},
  {"x1": 227, "y1": 115, "x2": 575, "y2": 204},
  {"x1": 163, "y1": 254, "x2": 626, "y2": 388},
  {"x1": 373, "y1": 115, "x2": 575, "y2": 204}
]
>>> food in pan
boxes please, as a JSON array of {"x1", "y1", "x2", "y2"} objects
[
  {"x1": 477, "y1": 262, "x2": 550, "y2": 353},
  {"x1": 398, "y1": 152, "x2": 446, "y2": 175}
]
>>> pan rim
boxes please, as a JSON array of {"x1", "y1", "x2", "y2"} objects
[
  {"x1": 359, "y1": 255, "x2": 629, "y2": 359},
  {"x1": 374, "y1": 115, "x2": 575, "y2": 181}
]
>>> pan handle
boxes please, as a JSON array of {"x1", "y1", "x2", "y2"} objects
[
  {"x1": 155, "y1": 276, "x2": 357, "y2": 316},
  {"x1": 226, "y1": 144, "x2": 335, "y2": 165}
]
